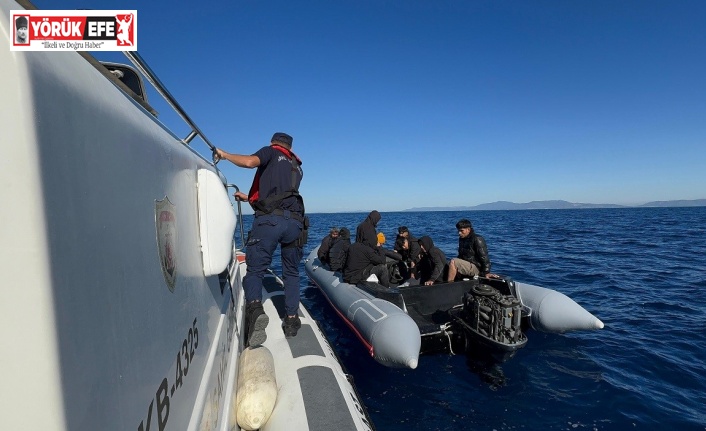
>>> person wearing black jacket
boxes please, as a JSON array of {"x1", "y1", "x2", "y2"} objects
[
  {"x1": 317, "y1": 227, "x2": 339, "y2": 264},
  {"x1": 356, "y1": 210, "x2": 381, "y2": 248},
  {"x1": 446, "y1": 218, "x2": 497, "y2": 281},
  {"x1": 343, "y1": 240, "x2": 390, "y2": 287},
  {"x1": 397, "y1": 226, "x2": 421, "y2": 266},
  {"x1": 417, "y1": 236, "x2": 447, "y2": 285},
  {"x1": 394, "y1": 235, "x2": 420, "y2": 279},
  {"x1": 328, "y1": 228, "x2": 351, "y2": 272}
]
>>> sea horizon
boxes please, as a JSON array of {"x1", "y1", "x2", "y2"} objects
[{"x1": 300, "y1": 198, "x2": 706, "y2": 215}]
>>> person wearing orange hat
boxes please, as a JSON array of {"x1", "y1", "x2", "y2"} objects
[{"x1": 343, "y1": 232, "x2": 390, "y2": 287}]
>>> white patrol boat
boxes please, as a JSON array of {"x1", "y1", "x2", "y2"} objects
[{"x1": 0, "y1": 1, "x2": 374, "y2": 430}]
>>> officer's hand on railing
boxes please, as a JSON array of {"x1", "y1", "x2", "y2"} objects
[{"x1": 233, "y1": 191, "x2": 248, "y2": 201}]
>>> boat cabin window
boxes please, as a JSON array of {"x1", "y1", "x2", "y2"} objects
[{"x1": 101, "y1": 62, "x2": 147, "y2": 102}]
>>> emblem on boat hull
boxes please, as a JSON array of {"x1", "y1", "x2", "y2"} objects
[{"x1": 156, "y1": 197, "x2": 177, "y2": 291}]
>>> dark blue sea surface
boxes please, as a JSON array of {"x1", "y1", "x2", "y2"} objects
[{"x1": 255, "y1": 207, "x2": 706, "y2": 430}]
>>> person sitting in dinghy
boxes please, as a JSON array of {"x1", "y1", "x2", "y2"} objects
[
  {"x1": 317, "y1": 227, "x2": 339, "y2": 265},
  {"x1": 398, "y1": 226, "x2": 421, "y2": 268},
  {"x1": 356, "y1": 210, "x2": 381, "y2": 248},
  {"x1": 446, "y1": 218, "x2": 498, "y2": 281},
  {"x1": 417, "y1": 236, "x2": 447, "y2": 286},
  {"x1": 328, "y1": 227, "x2": 351, "y2": 273},
  {"x1": 344, "y1": 234, "x2": 390, "y2": 287},
  {"x1": 376, "y1": 232, "x2": 403, "y2": 263},
  {"x1": 393, "y1": 236, "x2": 412, "y2": 280},
  {"x1": 376, "y1": 232, "x2": 405, "y2": 285},
  {"x1": 395, "y1": 234, "x2": 421, "y2": 279}
]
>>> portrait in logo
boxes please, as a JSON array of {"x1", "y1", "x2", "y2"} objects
[
  {"x1": 156, "y1": 197, "x2": 177, "y2": 291},
  {"x1": 15, "y1": 15, "x2": 29, "y2": 45}
]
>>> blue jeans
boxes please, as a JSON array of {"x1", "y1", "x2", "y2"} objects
[{"x1": 243, "y1": 213, "x2": 303, "y2": 316}]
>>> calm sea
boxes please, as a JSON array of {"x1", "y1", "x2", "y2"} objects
[{"x1": 250, "y1": 207, "x2": 706, "y2": 431}]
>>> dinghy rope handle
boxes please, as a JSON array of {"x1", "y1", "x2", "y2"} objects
[{"x1": 441, "y1": 322, "x2": 455, "y2": 355}]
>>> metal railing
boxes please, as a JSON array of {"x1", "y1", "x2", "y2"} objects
[
  {"x1": 123, "y1": 51, "x2": 217, "y2": 151},
  {"x1": 119, "y1": 51, "x2": 247, "y2": 249}
]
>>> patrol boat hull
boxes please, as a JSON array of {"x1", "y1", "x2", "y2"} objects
[{"x1": 0, "y1": 1, "x2": 374, "y2": 429}]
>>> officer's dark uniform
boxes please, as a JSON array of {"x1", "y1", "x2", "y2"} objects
[{"x1": 242, "y1": 133, "x2": 305, "y2": 318}]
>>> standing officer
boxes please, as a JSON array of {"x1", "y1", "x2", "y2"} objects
[{"x1": 214, "y1": 132, "x2": 306, "y2": 346}]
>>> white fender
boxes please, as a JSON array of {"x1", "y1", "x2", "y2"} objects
[
  {"x1": 235, "y1": 346, "x2": 278, "y2": 430},
  {"x1": 196, "y1": 168, "x2": 236, "y2": 276}
]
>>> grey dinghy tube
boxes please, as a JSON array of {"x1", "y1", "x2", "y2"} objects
[
  {"x1": 305, "y1": 248, "x2": 421, "y2": 369},
  {"x1": 514, "y1": 281, "x2": 604, "y2": 332}
]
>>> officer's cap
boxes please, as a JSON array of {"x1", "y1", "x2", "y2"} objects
[{"x1": 271, "y1": 132, "x2": 293, "y2": 147}]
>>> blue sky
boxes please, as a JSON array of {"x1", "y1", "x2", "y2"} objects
[{"x1": 35, "y1": 0, "x2": 706, "y2": 212}]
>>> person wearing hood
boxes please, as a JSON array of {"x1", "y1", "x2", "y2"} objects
[
  {"x1": 355, "y1": 210, "x2": 381, "y2": 248},
  {"x1": 317, "y1": 227, "x2": 339, "y2": 265},
  {"x1": 344, "y1": 233, "x2": 390, "y2": 287},
  {"x1": 328, "y1": 227, "x2": 351, "y2": 273},
  {"x1": 446, "y1": 218, "x2": 497, "y2": 281},
  {"x1": 417, "y1": 236, "x2": 447, "y2": 285}
]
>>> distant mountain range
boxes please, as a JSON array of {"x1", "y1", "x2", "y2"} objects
[{"x1": 404, "y1": 199, "x2": 706, "y2": 212}]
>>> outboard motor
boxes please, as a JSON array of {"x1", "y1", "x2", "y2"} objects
[{"x1": 458, "y1": 283, "x2": 528, "y2": 361}]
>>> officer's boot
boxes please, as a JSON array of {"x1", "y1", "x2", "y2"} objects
[
  {"x1": 282, "y1": 315, "x2": 301, "y2": 338},
  {"x1": 245, "y1": 301, "x2": 268, "y2": 347}
]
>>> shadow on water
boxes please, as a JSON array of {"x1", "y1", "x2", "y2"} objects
[{"x1": 464, "y1": 353, "x2": 508, "y2": 390}]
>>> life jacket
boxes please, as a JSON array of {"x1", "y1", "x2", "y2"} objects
[{"x1": 248, "y1": 145, "x2": 304, "y2": 214}]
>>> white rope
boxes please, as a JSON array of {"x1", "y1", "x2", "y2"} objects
[{"x1": 441, "y1": 322, "x2": 455, "y2": 355}]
